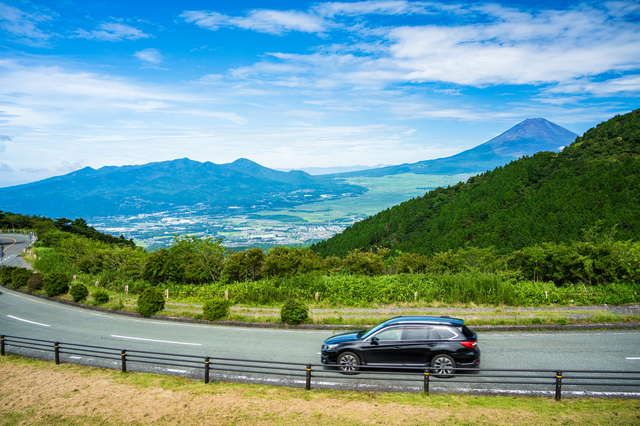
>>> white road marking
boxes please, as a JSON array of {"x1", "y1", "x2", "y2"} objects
[
  {"x1": 69, "y1": 356, "x2": 82, "y2": 359},
  {"x1": 110, "y1": 335, "x2": 201, "y2": 346},
  {"x1": 166, "y1": 369, "x2": 188, "y2": 373},
  {"x1": 6, "y1": 315, "x2": 50, "y2": 327},
  {"x1": 626, "y1": 357, "x2": 640, "y2": 360}
]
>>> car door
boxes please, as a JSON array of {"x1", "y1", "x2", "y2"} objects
[
  {"x1": 361, "y1": 326, "x2": 405, "y2": 365},
  {"x1": 400, "y1": 326, "x2": 439, "y2": 366}
]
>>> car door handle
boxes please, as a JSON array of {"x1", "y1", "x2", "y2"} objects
[{"x1": 393, "y1": 346, "x2": 401, "y2": 349}]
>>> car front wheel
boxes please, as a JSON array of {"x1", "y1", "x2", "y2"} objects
[
  {"x1": 431, "y1": 354, "x2": 456, "y2": 378},
  {"x1": 337, "y1": 351, "x2": 360, "y2": 374}
]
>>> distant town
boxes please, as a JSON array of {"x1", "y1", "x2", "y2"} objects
[{"x1": 88, "y1": 207, "x2": 366, "y2": 250}]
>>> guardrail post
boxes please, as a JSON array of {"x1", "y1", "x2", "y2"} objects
[
  {"x1": 1, "y1": 335, "x2": 4, "y2": 356},
  {"x1": 54, "y1": 342, "x2": 60, "y2": 364},
  {"x1": 555, "y1": 371, "x2": 563, "y2": 401},
  {"x1": 204, "y1": 357, "x2": 210, "y2": 384},
  {"x1": 423, "y1": 367, "x2": 430, "y2": 394},
  {"x1": 121, "y1": 350, "x2": 127, "y2": 373},
  {"x1": 306, "y1": 364, "x2": 312, "y2": 391}
]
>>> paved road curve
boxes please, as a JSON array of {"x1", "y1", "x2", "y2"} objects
[
  {"x1": 1, "y1": 286, "x2": 639, "y2": 395},
  {"x1": 0, "y1": 233, "x2": 33, "y2": 269}
]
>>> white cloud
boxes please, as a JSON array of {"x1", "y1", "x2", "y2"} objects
[
  {"x1": 134, "y1": 48, "x2": 162, "y2": 64},
  {"x1": 546, "y1": 75, "x2": 640, "y2": 96},
  {"x1": 0, "y1": 2, "x2": 55, "y2": 44},
  {"x1": 223, "y1": 2, "x2": 640, "y2": 92},
  {"x1": 315, "y1": 1, "x2": 430, "y2": 17},
  {"x1": 230, "y1": 10, "x2": 327, "y2": 35},
  {"x1": 0, "y1": 134, "x2": 9, "y2": 152},
  {"x1": 56, "y1": 161, "x2": 84, "y2": 173},
  {"x1": 0, "y1": 162, "x2": 13, "y2": 172},
  {"x1": 20, "y1": 167, "x2": 49, "y2": 173},
  {"x1": 74, "y1": 22, "x2": 151, "y2": 41},
  {"x1": 182, "y1": 8, "x2": 327, "y2": 35},
  {"x1": 180, "y1": 10, "x2": 229, "y2": 30}
]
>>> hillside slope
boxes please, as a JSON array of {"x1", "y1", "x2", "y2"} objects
[
  {"x1": 325, "y1": 118, "x2": 577, "y2": 178},
  {"x1": 0, "y1": 158, "x2": 366, "y2": 218},
  {"x1": 313, "y1": 109, "x2": 640, "y2": 257}
]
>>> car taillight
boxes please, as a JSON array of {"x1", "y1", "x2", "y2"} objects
[{"x1": 459, "y1": 341, "x2": 477, "y2": 349}]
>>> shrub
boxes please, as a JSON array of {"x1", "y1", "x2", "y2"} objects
[
  {"x1": 43, "y1": 272, "x2": 70, "y2": 297},
  {"x1": 70, "y1": 283, "x2": 89, "y2": 302},
  {"x1": 11, "y1": 268, "x2": 33, "y2": 288},
  {"x1": 137, "y1": 287, "x2": 165, "y2": 317},
  {"x1": 27, "y1": 272, "x2": 44, "y2": 291},
  {"x1": 202, "y1": 298, "x2": 230, "y2": 321},
  {"x1": 92, "y1": 289, "x2": 110, "y2": 305},
  {"x1": 280, "y1": 299, "x2": 309, "y2": 325},
  {"x1": 0, "y1": 266, "x2": 18, "y2": 285}
]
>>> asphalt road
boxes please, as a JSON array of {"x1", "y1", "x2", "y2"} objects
[
  {"x1": 0, "y1": 233, "x2": 33, "y2": 269},
  {"x1": 1, "y1": 286, "x2": 639, "y2": 396}
]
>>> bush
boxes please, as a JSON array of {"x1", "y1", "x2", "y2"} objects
[
  {"x1": 0, "y1": 266, "x2": 18, "y2": 285},
  {"x1": 43, "y1": 272, "x2": 70, "y2": 297},
  {"x1": 11, "y1": 268, "x2": 33, "y2": 288},
  {"x1": 202, "y1": 298, "x2": 230, "y2": 321},
  {"x1": 27, "y1": 273, "x2": 44, "y2": 291},
  {"x1": 70, "y1": 283, "x2": 89, "y2": 302},
  {"x1": 137, "y1": 287, "x2": 165, "y2": 317},
  {"x1": 92, "y1": 289, "x2": 110, "y2": 305},
  {"x1": 280, "y1": 299, "x2": 309, "y2": 325}
]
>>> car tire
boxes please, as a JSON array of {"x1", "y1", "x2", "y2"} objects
[
  {"x1": 337, "y1": 351, "x2": 360, "y2": 374},
  {"x1": 431, "y1": 354, "x2": 456, "y2": 378}
]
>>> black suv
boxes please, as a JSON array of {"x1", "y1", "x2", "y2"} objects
[{"x1": 320, "y1": 316, "x2": 480, "y2": 376}]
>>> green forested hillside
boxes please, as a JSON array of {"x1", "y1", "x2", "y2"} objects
[{"x1": 313, "y1": 109, "x2": 640, "y2": 257}]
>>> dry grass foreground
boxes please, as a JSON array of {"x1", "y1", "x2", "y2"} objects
[{"x1": 0, "y1": 355, "x2": 638, "y2": 426}]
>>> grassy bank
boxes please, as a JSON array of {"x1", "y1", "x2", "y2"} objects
[
  {"x1": 20, "y1": 285, "x2": 640, "y2": 328},
  {"x1": 1, "y1": 354, "x2": 638, "y2": 425}
]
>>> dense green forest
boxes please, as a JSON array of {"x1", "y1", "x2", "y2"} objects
[{"x1": 312, "y1": 109, "x2": 640, "y2": 257}]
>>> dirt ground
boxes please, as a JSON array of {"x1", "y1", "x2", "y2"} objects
[{"x1": 1, "y1": 357, "x2": 639, "y2": 425}]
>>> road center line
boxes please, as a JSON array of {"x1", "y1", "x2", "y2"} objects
[
  {"x1": 110, "y1": 335, "x2": 201, "y2": 346},
  {"x1": 7, "y1": 315, "x2": 50, "y2": 327},
  {"x1": 626, "y1": 357, "x2": 640, "y2": 360}
]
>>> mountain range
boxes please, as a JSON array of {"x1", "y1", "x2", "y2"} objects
[
  {"x1": 0, "y1": 118, "x2": 578, "y2": 219},
  {"x1": 0, "y1": 158, "x2": 366, "y2": 218}
]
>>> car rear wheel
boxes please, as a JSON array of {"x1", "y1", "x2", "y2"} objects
[
  {"x1": 337, "y1": 351, "x2": 360, "y2": 374},
  {"x1": 431, "y1": 354, "x2": 456, "y2": 378}
]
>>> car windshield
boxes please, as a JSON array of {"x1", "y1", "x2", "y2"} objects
[{"x1": 358, "y1": 320, "x2": 398, "y2": 339}]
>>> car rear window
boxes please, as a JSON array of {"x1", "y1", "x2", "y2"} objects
[
  {"x1": 433, "y1": 326, "x2": 458, "y2": 339},
  {"x1": 459, "y1": 325, "x2": 475, "y2": 338}
]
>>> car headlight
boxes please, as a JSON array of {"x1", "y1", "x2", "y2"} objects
[{"x1": 322, "y1": 344, "x2": 339, "y2": 351}]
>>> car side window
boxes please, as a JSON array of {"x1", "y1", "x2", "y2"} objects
[
  {"x1": 403, "y1": 327, "x2": 435, "y2": 340},
  {"x1": 372, "y1": 327, "x2": 403, "y2": 341},
  {"x1": 433, "y1": 326, "x2": 458, "y2": 339}
]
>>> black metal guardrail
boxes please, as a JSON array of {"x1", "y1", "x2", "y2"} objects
[{"x1": 2, "y1": 334, "x2": 639, "y2": 400}]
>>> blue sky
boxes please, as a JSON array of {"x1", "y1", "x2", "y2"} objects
[{"x1": 0, "y1": 0, "x2": 639, "y2": 186}]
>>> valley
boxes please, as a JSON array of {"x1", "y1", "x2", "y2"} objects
[{"x1": 89, "y1": 173, "x2": 472, "y2": 249}]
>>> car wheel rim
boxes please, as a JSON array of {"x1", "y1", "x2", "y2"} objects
[
  {"x1": 339, "y1": 354, "x2": 358, "y2": 371},
  {"x1": 433, "y1": 357, "x2": 453, "y2": 375}
]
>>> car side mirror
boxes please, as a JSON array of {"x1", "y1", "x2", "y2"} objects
[{"x1": 371, "y1": 337, "x2": 379, "y2": 345}]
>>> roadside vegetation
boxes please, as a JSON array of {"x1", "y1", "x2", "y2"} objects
[{"x1": 0, "y1": 354, "x2": 638, "y2": 425}]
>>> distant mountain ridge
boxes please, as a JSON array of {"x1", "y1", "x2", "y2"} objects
[
  {"x1": 0, "y1": 118, "x2": 578, "y2": 220},
  {"x1": 325, "y1": 118, "x2": 578, "y2": 178},
  {"x1": 0, "y1": 158, "x2": 366, "y2": 218}
]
